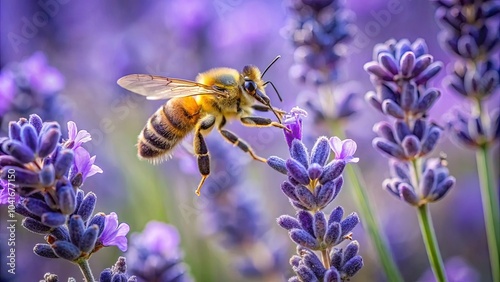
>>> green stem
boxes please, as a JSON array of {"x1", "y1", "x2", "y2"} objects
[
  {"x1": 416, "y1": 205, "x2": 448, "y2": 282},
  {"x1": 321, "y1": 248, "x2": 331, "y2": 269},
  {"x1": 472, "y1": 96, "x2": 500, "y2": 282},
  {"x1": 476, "y1": 144, "x2": 500, "y2": 282},
  {"x1": 410, "y1": 159, "x2": 447, "y2": 282},
  {"x1": 76, "y1": 259, "x2": 95, "y2": 282},
  {"x1": 332, "y1": 124, "x2": 403, "y2": 282}
]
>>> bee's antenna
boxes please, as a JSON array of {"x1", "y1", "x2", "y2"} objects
[
  {"x1": 263, "y1": 81, "x2": 283, "y2": 102},
  {"x1": 261, "y1": 55, "x2": 281, "y2": 78}
]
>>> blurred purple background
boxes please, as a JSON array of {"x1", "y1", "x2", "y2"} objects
[{"x1": 0, "y1": 0, "x2": 498, "y2": 281}]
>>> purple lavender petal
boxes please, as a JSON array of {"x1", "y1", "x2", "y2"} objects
[
  {"x1": 37, "y1": 128, "x2": 61, "y2": 159},
  {"x1": 308, "y1": 163, "x2": 323, "y2": 180},
  {"x1": 23, "y1": 198, "x2": 51, "y2": 216},
  {"x1": 340, "y1": 213, "x2": 359, "y2": 237},
  {"x1": 364, "y1": 62, "x2": 394, "y2": 81},
  {"x1": 22, "y1": 217, "x2": 51, "y2": 234},
  {"x1": 412, "y1": 54, "x2": 433, "y2": 77},
  {"x1": 99, "y1": 212, "x2": 130, "y2": 252},
  {"x1": 297, "y1": 210, "x2": 315, "y2": 236},
  {"x1": 73, "y1": 147, "x2": 103, "y2": 182},
  {"x1": 286, "y1": 158, "x2": 310, "y2": 185},
  {"x1": 372, "y1": 138, "x2": 406, "y2": 160},
  {"x1": 328, "y1": 206, "x2": 344, "y2": 225},
  {"x1": 281, "y1": 181, "x2": 301, "y2": 202},
  {"x1": 77, "y1": 192, "x2": 97, "y2": 222},
  {"x1": 342, "y1": 255, "x2": 363, "y2": 277},
  {"x1": 66, "y1": 121, "x2": 92, "y2": 150},
  {"x1": 414, "y1": 62, "x2": 443, "y2": 85},
  {"x1": 373, "y1": 121, "x2": 397, "y2": 143},
  {"x1": 420, "y1": 168, "x2": 436, "y2": 198},
  {"x1": 400, "y1": 51, "x2": 416, "y2": 77},
  {"x1": 8, "y1": 122, "x2": 21, "y2": 141},
  {"x1": 344, "y1": 240, "x2": 360, "y2": 262},
  {"x1": 294, "y1": 264, "x2": 317, "y2": 282},
  {"x1": 291, "y1": 139, "x2": 310, "y2": 169},
  {"x1": 310, "y1": 136, "x2": 330, "y2": 166},
  {"x1": 28, "y1": 115, "x2": 43, "y2": 134},
  {"x1": 365, "y1": 91, "x2": 383, "y2": 112},
  {"x1": 401, "y1": 135, "x2": 421, "y2": 158},
  {"x1": 303, "y1": 251, "x2": 326, "y2": 278},
  {"x1": 3, "y1": 140, "x2": 35, "y2": 163},
  {"x1": 401, "y1": 82, "x2": 417, "y2": 111},
  {"x1": 431, "y1": 176, "x2": 455, "y2": 202},
  {"x1": 289, "y1": 229, "x2": 319, "y2": 250},
  {"x1": 319, "y1": 160, "x2": 345, "y2": 184},
  {"x1": 378, "y1": 53, "x2": 399, "y2": 75},
  {"x1": 313, "y1": 211, "x2": 327, "y2": 241},
  {"x1": 33, "y1": 244, "x2": 58, "y2": 259},
  {"x1": 51, "y1": 241, "x2": 80, "y2": 261},
  {"x1": 277, "y1": 215, "x2": 301, "y2": 230},
  {"x1": 20, "y1": 124, "x2": 39, "y2": 153},
  {"x1": 267, "y1": 156, "x2": 288, "y2": 175},
  {"x1": 324, "y1": 268, "x2": 341, "y2": 282},
  {"x1": 420, "y1": 125, "x2": 442, "y2": 156},
  {"x1": 416, "y1": 89, "x2": 440, "y2": 114},
  {"x1": 382, "y1": 100, "x2": 405, "y2": 119},
  {"x1": 69, "y1": 215, "x2": 85, "y2": 246},
  {"x1": 399, "y1": 183, "x2": 419, "y2": 206},
  {"x1": 324, "y1": 222, "x2": 341, "y2": 246},
  {"x1": 79, "y1": 225, "x2": 99, "y2": 253}
]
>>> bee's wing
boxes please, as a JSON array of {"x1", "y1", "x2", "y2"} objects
[{"x1": 117, "y1": 74, "x2": 226, "y2": 100}]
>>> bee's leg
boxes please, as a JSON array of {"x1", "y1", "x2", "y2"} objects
[
  {"x1": 193, "y1": 131, "x2": 210, "y2": 196},
  {"x1": 218, "y1": 128, "x2": 267, "y2": 163},
  {"x1": 251, "y1": 105, "x2": 286, "y2": 114},
  {"x1": 251, "y1": 105, "x2": 272, "y2": 112},
  {"x1": 251, "y1": 105, "x2": 287, "y2": 118},
  {"x1": 240, "y1": 116, "x2": 288, "y2": 130},
  {"x1": 193, "y1": 116, "x2": 216, "y2": 196}
]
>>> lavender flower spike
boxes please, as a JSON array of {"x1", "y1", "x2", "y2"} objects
[
  {"x1": 270, "y1": 108, "x2": 363, "y2": 280},
  {"x1": 99, "y1": 212, "x2": 130, "y2": 252},
  {"x1": 365, "y1": 38, "x2": 451, "y2": 281}
]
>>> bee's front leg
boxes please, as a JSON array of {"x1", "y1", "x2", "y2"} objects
[
  {"x1": 251, "y1": 105, "x2": 287, "y2": 120},
  {"x1": 240, "y1": 116, "x2": 287, "y2": 130}
]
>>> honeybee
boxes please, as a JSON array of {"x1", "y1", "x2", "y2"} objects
[{"x1": 117, "y1": 56, "x2": 286, "y2": 195}]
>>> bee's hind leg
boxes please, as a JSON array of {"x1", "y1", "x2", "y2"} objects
[
  {"x1": 193, "y1": 116, "x2": 216, "y2": 196},
  {"x1": 193, "y1": 131, "x2": 210, "y2": 196}
]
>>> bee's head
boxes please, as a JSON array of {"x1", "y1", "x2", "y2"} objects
[
  {"x1": 241, "y1": 56, "x2": 283, "y2": 122},
  {"x1": 241, "y1": 67, "x2": 282, "y2": 122},
  {"x1": 241, "y1": 65, "x2": 271, "y2": 106}
]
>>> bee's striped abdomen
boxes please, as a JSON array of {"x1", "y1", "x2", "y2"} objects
[{"x1": 138, "y1": 97, "x2": 201, "y2": 161}]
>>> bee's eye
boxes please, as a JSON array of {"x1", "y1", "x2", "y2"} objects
[{"x1": 244, "y1": 80, "x2": 257, "y2": 93}]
